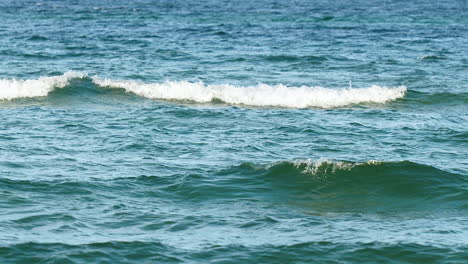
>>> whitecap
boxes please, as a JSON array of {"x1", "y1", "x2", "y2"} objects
[
  {"x1": 0, "y1": 72, "x2": 85, "y2": 100},
  {"x1": 93, "y1": 77, "x2": 407, "y2": 108}
]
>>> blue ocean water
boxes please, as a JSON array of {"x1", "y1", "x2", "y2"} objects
[{"x1": 0, "y1": 0, "x2": 467, "y2": 263}]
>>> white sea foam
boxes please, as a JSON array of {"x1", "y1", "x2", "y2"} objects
[
  {"x1": 0, "y1": 72, "x2": 407, "y2": 108},
  {"x1": 291, "y1": 158, "x2": 383, "y2": 175},
  {"x1": 93, "y1": 78, "x2": 407, "y2": 108},
  {"x1": 0, "y1": 72, "x2": 85, "y2": 100}
]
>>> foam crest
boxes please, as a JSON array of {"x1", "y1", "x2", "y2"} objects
[
  {"x1": 93, "y1": 78, "x2": 407, "y2": 108},
  {"x1": 0, "y1": 72, "x2": 85, "y2": 100},
  {"x1": 0, "y1": 73, "x2": 407, "y2": 107},
  {"x1": 289, "y1": 158, "x2": 382, "y2": 176}
]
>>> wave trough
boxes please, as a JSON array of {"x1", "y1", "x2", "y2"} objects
[{"x1": 0, "y1": 73, "x2": 407, "y2": 108}]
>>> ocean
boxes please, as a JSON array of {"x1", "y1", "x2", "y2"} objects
[{"x1": 0, "y1": 0, "x2": 467, "y2": 263}]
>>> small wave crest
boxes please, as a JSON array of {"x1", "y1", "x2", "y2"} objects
[
  {"x1": 0, "y1": 72, "x2": 85, "y2": 100},
  {"x1": 256, "y1": 158, "x2": 463, "y2": 181},
  {"x1": 94, "y1": 78, "x2": 407, "y2": 108},
  {"x1": 239, "y1": 159, "x2": 467, "y2": 201}
]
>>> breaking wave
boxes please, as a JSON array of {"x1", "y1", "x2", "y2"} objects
[
  {"x1": 0, "y1": 72, "x2": 86, "y2": 100},
  {"x1": 0, "y1": 72, "x2": 407, "y2": 108},
  {"x1": 94, "y1": 78, "x2": 407, "y2": 108}
]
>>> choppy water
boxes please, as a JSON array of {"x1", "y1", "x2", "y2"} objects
[{"x1": 1, "y1": 0, "x2": 467, "y2": 263}]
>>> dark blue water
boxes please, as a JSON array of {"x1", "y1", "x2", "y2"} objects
[{"x1": 0, "y1": 1, "x2": 467, "y2": 263}]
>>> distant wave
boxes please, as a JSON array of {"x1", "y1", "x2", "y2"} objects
[
  {"x1": 0, "y1": 72, "x2": 407, "y2": 108},
  {"x1": 417, "y1": 55, "x2": 447, "y2": 60}
]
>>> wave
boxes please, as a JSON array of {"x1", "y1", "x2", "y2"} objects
[
  {"x1": 1, "y1": 158, "x2": 465, "y2": 211},
  {"x1": 0, "y1": 72, "x2": 407, "y2": 108},
  {"x1": 93, "y1": 78, "x2": 407, "y2": 108},
  {"x1": 408, "y1": 90, "x2": 468, "y2": 105},
  {"x1": 215, "y1": 159, "x2": 467, "y2": 211},
  {"x1": 248, "y1": 159, "x2": 466, "y2": 192},
  {"x1": 0, "y1": 72, "x2": 85, "y2": 100},
  {"x1": 1, "y1": 241, "x2": 465, "y2": 264},
  {"x1": 417, "y1": 55, "x2": 447, "y2": 60},
  {"x1": 261, "y1": 54, "x2": 327, "y2": 63}
]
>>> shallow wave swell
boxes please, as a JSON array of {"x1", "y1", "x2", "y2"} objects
[
  {"x1": 224, "y1": 159, "x2": 467, "y2": 211},
  {"x1": 0, "y1": 159, "x2": 466, "y2": 212},
  {"x1": 0, "y1": 241, "x2": 466, "y2": 264}
]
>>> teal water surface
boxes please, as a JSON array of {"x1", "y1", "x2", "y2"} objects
[{"x1": 0, "y1": 0, "x2": 467, "y2": 263}]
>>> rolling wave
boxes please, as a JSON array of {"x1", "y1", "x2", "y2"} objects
[
  {"x1": 219, "y1": 159, "x2": 467, "y2": 210},
  {"x1": 0, "y1": 72, "x2": 85, "y2": 100},
  {"x1": 0, "y1": 73, "x2": 407, "y2": 108},
  {"x1": 94, "y1": 78, "x2": 407, "y2": 108},
  {"x1": 244, "y1": 159, "x2": 466, "y2": 192}
]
